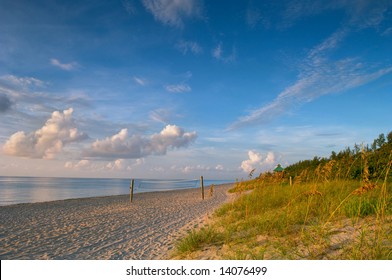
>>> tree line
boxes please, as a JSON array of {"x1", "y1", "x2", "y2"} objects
[{"x1": 283, "y1": 131, "x2": 392, "y2": 182}]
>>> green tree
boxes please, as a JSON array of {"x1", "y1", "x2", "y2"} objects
[
  {"x1": 376, "y1": 133, "x2": 386, "y2": 148},
  {"x1": 371, "y1": 140, "x2": 378, "y2": 151},
  {"x1": 387, "y1": 131, "x2": 392, "y2": 144}
]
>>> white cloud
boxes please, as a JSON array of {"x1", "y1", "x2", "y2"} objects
[
  {"x1": 0, "y1": 75, "x2": 44, "y2": 89},
  {"x1": 0, "y1": 75, "x2": 91, "y2": 118},
  {"x1": 3, "y1": 108, "x2": 87, "y2": 159},
  {"x1": 65, "y1": 159, "x2": 128, "y2": 172},
  {"x1": 171, "y1": 163, "x2": 225, "y2": 173},
  {"x1": 65, "y1": 159, "x2": 91, "y2": 169},
  {"x1": 265, "y1": 151, "x2": 276, "y2": 165},
  {"x1": 307, "y1": 29, "x2": 347, "y2": 61},
  {"x1": 127, "y1": 158, "x2": 145, "y2": 171},
  {"x1": 241, "y1": 150, "x2": 262, "y2": 173},
  {"x1": 212, "y1": 43, "x2": 222, "y2": 59},
  {"x1": 149, "y1": 108, "x2": 173, "y2": 124},
  {"x1": 382, "y1": 26, "x2": 392, "y2": 36},
  {"x1": 122, "y1": 0, "x2": 137, "y2": 15},
  {"x1": 176, "y1": 40, "x2": 203, "y2": 54},
  {"x1": 240, "y1": 150, "x2": 276, "y2": 173},
  {"x1": 281, "y1": 0, "x2": 391, "y2": 29},
  {"x1": 165, "y1": 83, "x2": 191, "y2": 93},
  {"x1": 215, "y1": 164, "x2": 224, "y2": 171},
  {"x1": 133, "y1": 76, "x2": 147, "y2": 86},
  {"x1": 106, "y1": 159, "x2": 124, "y2": 170},
  {"x1": 142, "y1": 0, "x2": 203, "y2": 28},
  {"x1": 229, "y1": 29, "x2": 392, "y2": 129},
  {"x1": 50, "y1": 58, "x2": 79, "y2": 71},
  {"x1": 84, "y1": 124, "x2": 197, "y2": 159},
  {"x1": 212, "y1": 42, "x2": 236, "y2": 63}
]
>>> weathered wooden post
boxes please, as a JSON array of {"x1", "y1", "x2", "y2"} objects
[
  {"x1": 130, "y1": 179, "x2": 135, "y2": 203},
  {"x1": 290, "y1": 176, "x2": 293, "y2": 187},
  {"x1": 200, "y1": 176, "x2": 204, "y2": 200}
]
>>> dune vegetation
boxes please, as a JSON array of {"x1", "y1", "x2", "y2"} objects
[{"x1": 173, "y1": 132, "x2": 392, "y2": 260}]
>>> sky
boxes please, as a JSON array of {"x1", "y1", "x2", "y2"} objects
[{"x1": 0, "y1": 0, "x2": 391, "y2": 180}]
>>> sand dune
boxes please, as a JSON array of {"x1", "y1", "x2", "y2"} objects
[{"x1": 0, "y1": 184, "x2": 234, "y2": 260}]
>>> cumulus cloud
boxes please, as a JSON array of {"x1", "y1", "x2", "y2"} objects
[
  {"x1": 240, "y1": 150, "x2": 276, "y2": 173},
  {"x1": 171, "y1": 163, "x2": 225, "y2": 173},
  {"x1": 106, "y1": 159, "x2": 124, "y2": 170},
  {"x1": 142, "y1": 0, "x2": 203, "y2": 27},
  {"x1": 0, "y1": 93, "x2": 12, "y2": 113},
  {"x1": 241, "y1": 150, "x2": 262, "y2": 173},
  {"x1": 65, "y1": 159, "x2": 127, "y2": 172},
  {"x1": 51, "y1": 58, "x2": 79, "y2": 71},
  {"x1": 264, "y1": 151, "x2": 276, "y2": 165},
  {"x1": 65, "y1": 159, "x2": 91, "y2": 169},
  {"x1": 3, "y1": 108, "x2": 88, "y2": 159},
  {"x1": 84, "y1": 124, "x2": 197, "y2": 159},
  {"x1": 215, "y1": 164, "x2": 224, "y2": 171},
  {"x1": 165, "y1": 83, "x2": 191, "y2": 93}
]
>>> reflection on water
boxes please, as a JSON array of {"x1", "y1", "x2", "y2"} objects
[{"x1": 0, "y1": 176, "x2": 233, "y2": 206}]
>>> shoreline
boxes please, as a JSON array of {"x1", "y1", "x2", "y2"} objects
[
  {"x1": 0, "y1": 176, "x2": 233, "y2": 206},
  {"x1": 0, "y1": 183, "x2": 234, "y2": 260},
  {"x1": 0, "y1": 187, "x2": 206, "y2": 208}
]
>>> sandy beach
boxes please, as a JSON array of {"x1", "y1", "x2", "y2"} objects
[{"x1": 0, "y1": 183, "x2": 234, "y2": 260}]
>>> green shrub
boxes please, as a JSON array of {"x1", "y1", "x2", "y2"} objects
[{"x1": 176, "y1": 227, "x2": 222, "y2": 254}]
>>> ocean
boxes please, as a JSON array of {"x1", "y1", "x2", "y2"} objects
[{"x1": 0, "y1": 176, "x2": 234, "y2": 206}]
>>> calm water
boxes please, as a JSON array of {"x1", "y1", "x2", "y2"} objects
[{"x1": 0, "y1": 176, "x2": 233, "y2": 206}]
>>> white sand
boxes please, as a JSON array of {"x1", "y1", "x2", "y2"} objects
[{"x1": 0, "y1": 183, "x2": 234, "y2": 260}]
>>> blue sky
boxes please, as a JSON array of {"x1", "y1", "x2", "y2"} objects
[{"x1": 1, "y1": 0, "x2": 391, "y2": 179}]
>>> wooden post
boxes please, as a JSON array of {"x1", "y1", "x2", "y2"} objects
[
  {"x1": 130, "y1": 179, "x2": 134, "y2": 203},
  {"x1": 290, "y1": 176, "x2": 292, "y2": 187},
  {"x1": 200, "y1": 176, "x2": 204, "y2": 200}
]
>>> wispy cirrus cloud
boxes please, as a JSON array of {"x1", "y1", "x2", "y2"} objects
[
  {"x1": 122, "y1": 0, "x2": 137, "y2": 15},
  {"x1": 176, "y1": 40, "x2": 203, "y2": 54},
  {"x1": 229, "y1": 28, "x2": 392, "y2": 130},
  {"x1": 133, "y1": 76, "x2": 147, "y2": 86},
  {"x1": 0, "y1": 74, "x2": 44, "y2": 89},
  {"x1": 252, "y1": 0, "x2": 392, "y2": 32},
  {"x1": 212, "y1": 42, "x2": 236, "y2": 63},
  {"x1": 50, "y1": 58, "x2": 79, "y2": 71},
  {"x1": 149, "y1": 108, "x2": 174, "y2": 124},
  {"x1": 0, "y1": 74, "x2": 91, "y2": 117},
  {"x1": 142, "y1": 0, "x2": 203, "y2": 28},
  {"x1": 165, "y1": 83, "x2": 191, "y2": 93}
]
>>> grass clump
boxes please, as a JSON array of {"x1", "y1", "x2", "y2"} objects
[
  {"x1": 344, "y1": 195, "x2": 379, "y2": 218},
  {"x1": 175, "y1": 226, "x2": 222, "y2": 256}
]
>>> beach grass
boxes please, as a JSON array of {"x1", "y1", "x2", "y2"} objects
[{"x1": 172, "y1": 160, "x2": 392, "y2": 260}]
